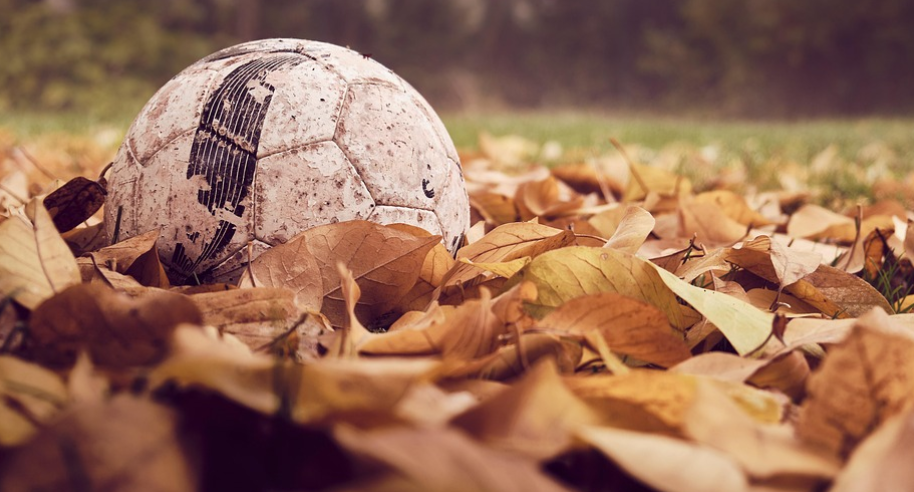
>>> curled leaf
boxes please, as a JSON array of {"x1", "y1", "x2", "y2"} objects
[
  {"x1": 29, "y1": 283, "x2": 202, "y2": 367},
  {"x1": 0, "y1": 199, "x2": 80, "y2": 309}
]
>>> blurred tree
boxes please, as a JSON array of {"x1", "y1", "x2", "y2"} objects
[{"x1": 3, "y1": 0, "x2": 914, "y2": 116}]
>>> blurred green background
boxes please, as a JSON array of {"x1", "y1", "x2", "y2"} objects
[
  {"x1": 3, "y1": 0, "x2": 914, "y2": 118},
  {"x1": 4, "y1": 0, "x2": 914, "y2": 210}
]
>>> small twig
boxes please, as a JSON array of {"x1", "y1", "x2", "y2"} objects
[
  {"x1": 97, "y1": 161, "x2": 114, "y2": 181},
  {"x1": 245, "y1": 241, "x2": 256, "y2": 287},
  {"x1": 610, "y1": 138, "x2": 648, "y2": 196},
  {"x1": 587, "y1": 155, "x2": 616, "y2": 203},
  {"x1": 837, "y1": 204, "x2": 864, "y2": 272},
  {"x1": 14, "y1": 146, "x2": 58, "y2": 181}
]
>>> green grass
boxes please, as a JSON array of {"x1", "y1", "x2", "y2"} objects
[
  {"x1": 5, "y1": 109, "x2": 914, "y2": 207},
  {"x1": 442, "y1": 111, "x2": 914, "y2": 164},
  {"x1": 5, "y1": 108, "x2": 914, "y2": 165}
]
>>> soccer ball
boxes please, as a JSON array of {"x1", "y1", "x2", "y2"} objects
[{"x1": 105, "y1": 39, "x2": 469, "y2": 283}]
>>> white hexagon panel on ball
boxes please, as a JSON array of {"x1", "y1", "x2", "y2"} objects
[{"x1": 104, "y1": 38, "x2": 469, "y2": 284}]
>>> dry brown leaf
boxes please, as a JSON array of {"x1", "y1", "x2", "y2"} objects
[
  {"x1": 623, "y1": 162, "x2": 691, "y2": 202},
  {"x1": 491, "y1": 279, "x2": 538, "y2": 328},
  {"x1": 457, "y1": 221, "x2": 575, "y2": 264},
  {"x1": 29, "y1": 283, "x2": 202, "y2": 367},
  {"x1": 798, "y1": 308, "x2": 914, "y2": 457},
  {"x1": 786, "y1": 204, "x2": 854, "y2": 239},
  {"x1": 587, "y1": 204, "x2": 626, "y2": 238},
  {"x1": 75, "y1": 256, "x2": 148, "y2": 294},
  {"x1": 788, "y1": 204, "x2": 895, "y2": 243},
  {"x1": 61, "y1": 221, "x2": 108, "y2": 255},
  {"x1": 427, "y1": 287, "x2": 505, "y2": 360},
  {"x1": 671, "y1": 352, "x2": 770, "y2": 383},
  {"x1": 536, "y1": 292, "x2": 691, "y2": 367},
  {"x1": 603, "y1": 205, "x2": 654, "y2": 254},
  {"x1": 356, "y1": 304, "x2": 446, "y2": 356},
  {"x1": 0, "y1": 355, "x2": 68, "y2": 446},
  {"x1": 829, "y1": 408, "x2": 914, "y2": 492},
  {"x1": 577, "y1": 425, "x2": 748, "y2": 492},
  {"x1": 0, "y1": 199, "x2": 80, "y2": 309},
  {"x1": 452, "y1": 360, "x2": 601, "y2": 460},
  {"x1": 745, "y1": 289, "x2": 820, "y2": 316},
  {"x1": 191, "y1": 287, "x2": 326, "y2": 357},
  {"x1": 88, "y1": 229, "x2": 170, "y2": 288},
  {"x1": 42, "y1": 176, "x2": 106, "y2": 233},
  {"x1": 565, "y1": 370, "x2": 784, "y2": 437},
  {"x1": 459, "y1": 256, "x2": 531, "y2": 279},
  {"x1": 515, "y1": 174, "x2": 585, "y2": 220},
  {"x1": 551, "y1": 161, "x2": 624, "y2": 198},
  {"x1": 443, "y1": 221, "x2": 574, "y2": 297},
  {"x1": 447, "y1": 332, "x2": 583, "y2": 380},
  {"x1": 778, "y1": 316, "x2": 857, "y2": 350},
  {"x1": 67, "y1": 352, "x2": 109, "y2": 406},
  {"x1": 238, "y1": 232, "x2": 323, "y2": 312},
  {"x1": 680, "y1": 199, "x2": 748, "y2": 246},
  {"x1": 391, "y1": 383, "x2": 478, "y2": 427},
  {"x1": 399, "y1": 242, "x2": 455, "y2": 312},
  {"x1": 333, "y1": 425, "x2": 574, "y2": 492},
  {"x1": 694, "y1": 190, "x2": 774, "y2": 227},
  {"x1": 361, "y1": 282, "x2": 536, "y2": 360},
  {"x1": 786, "y1": 264, "x2": 893, "y2": 318},
  {"x1": 151, "y1": 326, "x2": 439, "y2": 426},
  {"x1": 746, "y1": 350, "x2": 810, "y2": 399},
  {"x1": 469, "y1": 190, "x2": 519, "y2": 225},
  {"x1": 728, "y1": 236, "x2": 823, "y2": 290},
  {"x1": 0, "y1": 396, "x2": 197, "y2": 492},
  {"x1": 244, "y1": 220, "x2": 439, "y2": 328},
  {"x1": 684, "y1": 380, "x2": 839, "y2": 480},
  {"x1": 564, "y1": 370, "x2": 700, "y2": 435}
]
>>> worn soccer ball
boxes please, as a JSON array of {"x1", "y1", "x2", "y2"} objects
[{"x1": 105, "y1": 39, "x2": 469, "y2": 283}]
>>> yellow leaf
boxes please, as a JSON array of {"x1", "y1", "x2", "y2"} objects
[
  {"x1": 0, "y1": 199, "x2": 80, "y2": 309},
  {"x1": 515, "y1": 246, "x2": 695, "y2": 329},
  {"x1": 648, "y1": 262, "x2": 774, "y2": 355},
  {"x1": 458, "y1": 256, "x2": 531, "y2": 278}
]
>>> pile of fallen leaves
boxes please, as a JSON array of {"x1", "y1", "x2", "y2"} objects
[{"x1": 2, "y1": 132, "x2": 914, "y2": 492}]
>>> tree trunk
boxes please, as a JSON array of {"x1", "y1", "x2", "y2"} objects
[{"x1": 237, "y1": 0, "x2": 261, "y2": 41}]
